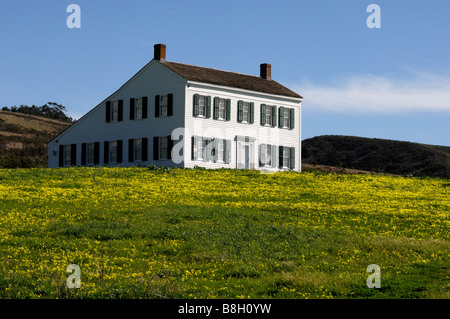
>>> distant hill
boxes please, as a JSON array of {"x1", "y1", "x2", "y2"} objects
[
  {"x1": 302, "y1": 135, "x2": 450, "y2": 179},
  {"x1": 0, "y1": 111, "x2": 71, "y2": 168}
]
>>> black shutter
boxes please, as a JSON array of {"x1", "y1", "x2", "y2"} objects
[
  {"x1": 105, "y1": 101, "x2": 111, "y2": 122},
  {"x1": 237, "y1": 100, "x2": 243, "y2": 123},
  {"x1": 192, "y1": 136, "x2": 197, "y2": 160},
  {"x1": 130, "y1": 98, "x2": 135, "y2": 120},
  {"x1": 142, "y1": 96, "x2": 148, "y2": 119},
  {"x1": 155, "y1": 95, "x2": 160, "y2": 117},
  {"x1": 249, "y1": 102, "x2": 254, "y2": 124},
  {"x1": 279, "y1": 107, "x2": 284, "y2": 128},
  {"x1": 118, "y1": 100, "x2": 123, "y2": 121},
  {"x1": 212, "y1": 138, "x2": 218, "y2": 163},
  {"x1": 81, "y1": 143, "x2": 87, "y2": 166},
  {"x1": 142, "y1": 138, "x2": 148, "y2": 162},
  {"x1": 193, "y1": 94, "x2": 199, "y2": 117},
  {"x1": 104, "y1": 141, "x2": 109, "y2": 164},
  {"x1": 128, "y1": 139, "x2": 134, "y2": 162},
  {"x1": 153, "y1": 136, "x2": 159, "y2": 160},
  {"x1": 117, "y1": 140, "x2": 123, "y2": 163},
  {"x1": 226, "y1": 99, "x2": 231, "y2": 121},
  {"x1": 59, "y1": 145, "x2": 64, "y2": 167},
  {"x1": 272, "y1": 106, "x2": 277, "y2": 127},
  {"x1": 206, "y1": 96, "x2": 211, "y2": 118},
  {"x1": 168, "y1": 94, "x2": 173, "y2": 116},
  {"x1": 290, "y1": 108, "x2": 295, "y2": 129},
  {"x1": 71, "y1": 144, "x2": 76, "y2": 166},
  {"x1": 167, "y1": 136, "x2": 173, "y2": 160},
  {"x1": 260, "y1": 104, "x2": 266, "y2": 125},
  {"x1": 279, "y1": 146, "x2": 284, "y2": 168}
]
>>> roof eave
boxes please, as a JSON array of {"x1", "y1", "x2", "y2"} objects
[{"x1": 186, "y1": 80, "x2": 303, "y2": 102}]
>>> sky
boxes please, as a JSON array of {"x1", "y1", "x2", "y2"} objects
[{"x1": 0, "y1": 0, "x2": 449, "y2": 146}]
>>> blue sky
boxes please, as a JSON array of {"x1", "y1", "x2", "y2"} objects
[{"x1": 1, "y1": 0, "x2": 449, "y2": 146}]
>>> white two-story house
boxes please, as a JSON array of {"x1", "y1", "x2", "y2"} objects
[{"x1": 48, "y1": 44, "x2": 303, "y2": 171}]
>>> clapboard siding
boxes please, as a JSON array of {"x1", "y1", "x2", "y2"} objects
[
  {"x1": 184, "y1": 83, "x2": 301, "y2": 171},
  {"x1": 48, "y1": 61, "x2": 186, "y2": 168}
]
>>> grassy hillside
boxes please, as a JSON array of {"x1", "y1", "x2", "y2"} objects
[
  {"x1": 0, "y1": 167, "x2": 448, "y2": 299},
  {"x1": 302, "y1": 135, "x2": 450, "y2": 179},
  {"x1": 0, "y1": 111, "x2": 71, "y2": 168}
]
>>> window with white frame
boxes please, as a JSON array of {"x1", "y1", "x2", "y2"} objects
[
  {"x1": 64, "y1": 145, "x2": 72, "y2": 166},
  {"x1": 135, "y1": 98, "x2": 143, "y2": 120},
  {"x1": 111, "y1": 101, "x2": 119, "y2": 122},
  {"x1": 242, "y1": 102, "x2": 250, "y2": 123},
  {"x1": 160, "y1": 95, "x2": 168, "y2": 117},
  {"x1": 87, "y1": 143, "x2": 95, "y2": 165},
  {"x1": 216, "y1": 138, "x2": 224, "y2": 162},
  {"x1": 159, "y1": 136, "x2": 168, "y2": 159},
  {"x1": 198, "y1": 95, "x2": 206, "y2": 117},
  {"x1": 134, "y1": 138, "x2": 143, "y2": 161},
  {"x1": 265, "y1": 107, "x2": 272, "y2": 126},
  {"x1": 283, "y1": 108, "x2": 290, "y2": 128},
  {"x1": 109, "y1": 141, "x2": 118, "y2": 163},
  {"x1": 265, "y1": 145, "x2": 272, "y2": 166},
  {"x1": 218, "y1": 98, "x2": 226, "y2": 120},
  {"x1": 259, "y1": 144, "x2": 276, "y2": 167},
  {"x1": 283, "y1": 147, "x2": 291, "y2": 168}
]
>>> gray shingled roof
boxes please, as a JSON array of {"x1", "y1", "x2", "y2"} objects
[{"x1": 159, "y1": 60, "x2": 302, "y2": 99}]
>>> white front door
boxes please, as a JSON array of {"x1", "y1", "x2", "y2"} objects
[
  {"x1": 236, "y1": 138, "x2": 254, "y2": 169},
  {"x1": 243, "y1": 145, "x2": 250, "y2": 169}
]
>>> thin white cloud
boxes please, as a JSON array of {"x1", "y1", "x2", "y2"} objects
[{"x1": 294, "y1": 72, "x2": 450, "y2": 113}]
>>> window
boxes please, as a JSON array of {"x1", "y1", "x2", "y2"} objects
[
  {"x1": 130, "y1": 97, "x2": 147, "y2": 120},
  {"x1": 87, "y1": 143, "x2": 95, "y2": 165},
  {"x1": 237, "y1": 100, "x2": 255, "y2": 123},
  {"x1": 155, "y1": 94, "x2": 173, "y2": 117},
  {"x1": 193, "y1": 94, "x2": 211, "y2": 118},
  {"x1": 109, "y1": 141, "x2": 118, "y2": 163},
  {"x1": 64, "y1": 145, "x2": 72, "y2": 166},
  {"x1": 278, "y1": 107, "x2": 295, "y2": 129},
  {"x1": 135, "y1": 98, "x2": 143, "y2": 120},
  {"x1": 265, "y1": 108, "x2": 272, "y2": 126},
  {"x1": 106, "y1": 100, "x2": 123, "y2": 122},
  {"x1": 243, "y1": 102, "x2": 249, "y2": 122},
  {"x1": 192, "y1": 136, "x2": 231, "y2": 164},
  {"x1": 265, "y1": 145, "x2": 272, "y2": 166},
  {"x1": 216, "y1": 139, "x2": 224, "y2": 162},
  {"x1": 159, "y1": 136, "x2": 168, "y2": 159},
  {"x1": 283, "y1": 147, "x2": 290, "y2": 168},
  {"x1": 261, "y1": 105, "x2": 276, "y2": 127},
  {"x1": 160, "y1": 95, "x2": 168, "y2": 117},
  {"x1": 279, "y1": 146, "x2": 295, "y2": 169},
  {"x1": 134, "y1": 138, "x2": 143, "y2": 161},
  {"x1": 105, "y1": 140, "x2": 122, "y2": 164},
  {"x1": 218, "y1": 98, "x2": 226, "y2": 120},
  {"x1": 259, "y1": 144, "x2": 277, "y2": 167},
  {"x1": 111, "y1": 101, "x2": 119, "y2": 122},
  {"x1": 213, "y1": 97, "x2": 230, "y2": 120},
  {"x1": 198, "y1": 95, "x2": 206, "y2": 117},
  {"x1": 198, "y1": 137, "x2": 206, "y2": 160},
  {"x1": 283, "y1": 108, "x2": 290, "y2": 128}
]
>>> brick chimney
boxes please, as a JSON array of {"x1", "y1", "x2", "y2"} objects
[
  {"x1": 260, "y1": 63, "x2": 271, "y2": 80},
  {"x1": 154, "y1": 44, "x2": 166, "y2": 61}
]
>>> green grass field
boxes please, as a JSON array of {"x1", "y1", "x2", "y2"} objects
[{"x1": 0, "y1": 167, "x2": 448, "y2": 299}]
